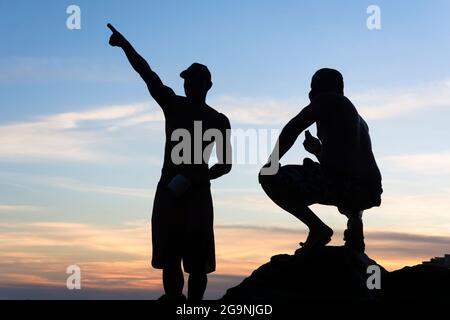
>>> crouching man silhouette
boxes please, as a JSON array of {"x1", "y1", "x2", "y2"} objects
[
  {"x1": 259, "y1": 68, "x2": 382, "y2": 254},
  {"x1": 108, "y1": 24, "x2": 232, "y2": 301}
]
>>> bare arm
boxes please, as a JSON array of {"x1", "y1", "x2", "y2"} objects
[
  {"x1": 209, "y1": 116, "x2": 232, "y2": 180},
  {"x1": 267, "y1": 104, "x2": 318, "y2": 165},
  {"x1": 107, "y1": 24, "x2": 174, "y2": 105}
]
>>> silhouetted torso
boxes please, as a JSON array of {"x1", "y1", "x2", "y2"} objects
[
  {"x1": 151, "y1": 85, "x2": 227, "y2": 186},
  {"x1": 313, "y1": 93, "x2": 381, "y2": 188}
]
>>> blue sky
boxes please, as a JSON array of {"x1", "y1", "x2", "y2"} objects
[{"x1": 0, "y1": 0, "x2": 450, "y2": 299}]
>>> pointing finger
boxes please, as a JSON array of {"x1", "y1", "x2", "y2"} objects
[{"x1": 107, "y1": 23, "x2": 118, "y2": 33}]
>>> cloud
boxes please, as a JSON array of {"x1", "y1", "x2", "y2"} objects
[
  {"x1": 212, "y1": 79, "x2": 450, "y2": 125},
  {"x1": 45, "y1": 104, "x2": 149, "y2": 129},
  {"x1": 215, "y1": 224, "x2": 450, "y2": 271},
  {"x1": 43, "y1": 176, "x2": 155, "y2": 199},
  {"x1": 0, "y1": 284, "x2": 161, "y2": 300},
  {"x1": 382, "y1": 151, "x2": 450, "y2": 174},
  {"x1": 0, "y1": 57, "x2": 130, "y2": 83},
  {"x1": 352, "y1": 80, "x2": 450, "y2": 120},
  {"x1": 0, "y1": 220, "x2": 447, "y2": 298},
  {"x1": 106, "y1": 111, "x2": 164, "y2": 130},
  {"x1": 217, "y1": 223, "x2": 450, "y2": 251},
  {"x1": 0, "y1": 171, "x2": 155, "y2": 199},
  {"x1": 0, "y1": 205, "x2": 43, "y2": 213},
  {"x1": 0, "y1": 103, "x2": 152, "y2": 162},
  {"x1": 2, "y1": 168, "x2": 449, "y2": 236},
  {"x1": 2, "y1": 78, "x2": 449, "y2": 163},
  {"x1": 0, "y1": 221, "x2": 152, "y2": 290},
  {"x1": 213, "y1": 96, "x2": 299, "y2": 125}
]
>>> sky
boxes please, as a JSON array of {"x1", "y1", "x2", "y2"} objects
[{"x1": 0, "y1": 0, "x2": 450, "y2": 299}]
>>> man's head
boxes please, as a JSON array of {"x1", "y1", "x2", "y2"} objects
[
  {"x1": 309, "y1": 68, "x2": 344, "y2": 101},
  {"x1": 180, "y1": 63, "x2": 212, "y2": 101}
]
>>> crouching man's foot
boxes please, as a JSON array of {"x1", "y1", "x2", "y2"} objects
[
  {"x1": 343, "y1": 213, "x2": 365, "y2": 253},
  {"x1": 296, "y1": 225, "x2": 333, "y2": 254}
]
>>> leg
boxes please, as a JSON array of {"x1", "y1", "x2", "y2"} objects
[
  {"x1": 162, "y1": 259, "x2": 185, "y2": 299},
  {"x1": 259, "y1": 167, "x2": 333, "y2": 249},
  {"x1": 152, "y1": 186, "x2": 186, "y2": 300},
  {"x1": 183, "y1": 187, "x2": 214, "y2": 301},
  {"x1": 188, "y1": 273, "x2": 207, "y2": 301},
  {"x1": 283, "y1": 202, "x2": 333, "y2": 250},
  {"x1": 341, "y1": 210, "x2": 365, "y2": 253}
]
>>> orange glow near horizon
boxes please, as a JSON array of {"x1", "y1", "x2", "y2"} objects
[{"x1": 0, "y1": 221, "x2": 448, "y2": 299}]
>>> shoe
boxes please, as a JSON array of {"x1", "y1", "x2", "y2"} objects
[{"x1": 296, "y1": 226, "x2": 333, "y2": 254}]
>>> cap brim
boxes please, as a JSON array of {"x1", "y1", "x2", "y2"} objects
[{"x1": 180, "y1": 70, "x2": 188, "y2": 79}]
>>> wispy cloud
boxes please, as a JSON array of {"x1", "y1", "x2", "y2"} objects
[
  {"x1": 0, "y1": 205, "x2": 43, "y2": 213},
  {"x1": 43, "y1": 176, "x2": 155, "y2": 199},
  {"x1": 213, "y1": 79, "x2": 450, "y2": 125},
  {"x1": 214, "y1": 96, "x2": 299, "y2": 125},
  {"x1": 0, "y1": 57, "x2": 130, "y2": 83},
  {"x1": 2, "y1": 78, "x2": 449, "y2": 163},
  {"x1": 0, "y1": 171, "x2": 155, "y2": 199},
  {"x1": 2, "y1": 168, "x2": 449, "y2": 236},
  {"x1": 213, "y1": 190, "x2": 450, "y2": 236},
  {"x1": 353, "y1": 80, "x2": 450, "y2": 120},
  {"x1": 0, "y1": 103, "x2": 152, "y2": 161},
  {"x1": 382, "y1": 151, "x2": 450, "y2": 174}
]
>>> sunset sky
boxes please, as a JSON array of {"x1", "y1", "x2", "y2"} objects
[{"x1": 1, "y1": 0, "x2": 450, "y2": 299}]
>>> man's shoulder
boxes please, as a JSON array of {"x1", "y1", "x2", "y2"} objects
[
  {"x1": 314, "y1": 92, "x2": 349, "y2": 104},
  {"x1": 174, "y1": 94, "x2": 187, "y2": 103},
  {"x1": 205, "y1": 105, "x2": 230, "y2": 127},
  {"x1": 161, "y1": 94, "x2": 188, "y2": 112},
  {"x1": 313, "y1": 93, "x2": 356, "y2": 115}
]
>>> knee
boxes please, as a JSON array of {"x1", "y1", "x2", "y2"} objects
[
  {"x1": 259, "y1": 171, "x2": 278, "y2": 194},
  {"x1": 189, "y1": 272, "x2": 207, "y2": 280},
  {"x1": 163, "y1": 259, "x2": 182, "y2": 272},
  {"x1": 260, "y1": 173, "x2": 289, "y2": 206}
]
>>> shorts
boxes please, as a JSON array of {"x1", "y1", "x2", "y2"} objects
[
  {"x1": 259, "y1": 158, "x2": 382, "y2": 212},
  {"x1": 151, "y1": 182, "x2": 215, "y2": 274}
]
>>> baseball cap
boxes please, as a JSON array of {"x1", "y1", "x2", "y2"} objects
[{"x1": 180, "y1": 63, "x2": 212, "y2": 82}]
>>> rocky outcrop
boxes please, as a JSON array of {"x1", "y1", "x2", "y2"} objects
[{"x1": 222, "y1": 246, "x2": 450, "y2": 300}]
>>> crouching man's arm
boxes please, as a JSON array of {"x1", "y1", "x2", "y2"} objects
[{"x1": 260, "y1": 104, "x2": 318, "y2": 176}]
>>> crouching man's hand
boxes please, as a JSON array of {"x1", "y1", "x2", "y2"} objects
[{"x1": 303, "y1": 130, "x2": 321, "y2": 160}]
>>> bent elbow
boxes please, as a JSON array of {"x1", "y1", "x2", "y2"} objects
[{"x1": 222, "y1": 163, "x2": 232, "y2": 175}]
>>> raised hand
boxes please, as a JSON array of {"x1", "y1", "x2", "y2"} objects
[
  {"x1": 107, "y1": 23, "x2": 127, "y2": 47},
  {"x1": 303, "y1": 130, "x2": 321, "y2": 157}
]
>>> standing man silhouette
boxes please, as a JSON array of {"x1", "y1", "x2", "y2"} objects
[
  {"x1": 108, "y1": 24, "x2": 232, "y2": 301},
  {"x1": 259, "y1": 68, "x2": 382, "y2": 253}
]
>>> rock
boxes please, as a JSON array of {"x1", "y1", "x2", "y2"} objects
[
  {"x1": 222, "y1": 246, "x2": 450, "y2": 300},
  {"x1": 384, "y1": 264, "x2": 450, "y2": 300},
  {"x1": 222, "y1": 246, "x2": 387, "y2": 300}
]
